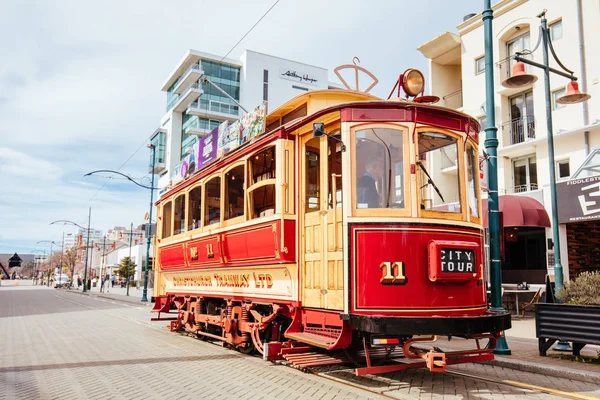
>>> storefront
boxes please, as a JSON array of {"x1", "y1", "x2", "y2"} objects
[
  {"x1": 483, "y1": 195, "x2": 551, "y2": 285},
  {"x1": 557, "y1": 169, "x2": 600, "y2": 280}
]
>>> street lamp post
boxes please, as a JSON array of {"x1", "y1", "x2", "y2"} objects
[
  {"x1": 50, "y1": 211, "x2": 93, "y2": 292},
  {"x1": 142, "y1": 144, "x2": 156, "y2": 302},
  {"x1": 501, "y1": 10, "x2": 591, "y2": 293},
  {"x1": 84, "y1": 147, "x2": 158, "y2": 303},
  {"x1": 483, "y1": 0, "x2": 511, "y2": 355}
]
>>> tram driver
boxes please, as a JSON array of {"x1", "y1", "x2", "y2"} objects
[{"x1": 357, "y1": 158, "x2": 383, "y2": 208}]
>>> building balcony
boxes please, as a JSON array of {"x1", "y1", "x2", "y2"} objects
[
  {"x1": 186, "y1": 100, "x2": 240, "y2": 120},
  {"x1": 184, "y1": 124, "x2": 211, "y2": 137},
  {"x1": 173, "y1": 83, "x2": 203, "y2": 113},
  {"x1": 502, "y1": 116, "x2": 535, "y2": 145},
  {"x1": 172, "y1": 63, "x2": 204, "y2": 95},
  {"x1": 441, "y1": 89, "x2": 463, "y2": 110}
]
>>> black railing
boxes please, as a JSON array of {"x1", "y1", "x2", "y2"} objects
[{"x1": 503, "y1": 115, "x2": 535, "y2": 144}]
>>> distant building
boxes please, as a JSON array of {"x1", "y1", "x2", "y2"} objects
[
  {"x1": 150, "y1": 49, "x2": 338, "y2": 192},
  {"x1": 418, "y1": 0, "x2": 600, "y2": 284},
  {"x1": 63, "y1": 228, "x2": 103, "y2": 249}
]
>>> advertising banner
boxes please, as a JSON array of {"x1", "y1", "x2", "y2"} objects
[
  {"x1": 557, "y1": 175, "x2": 600, "y2": 223},
  {"x1": 197, "y1": 128, "x2": 218, "y2": 169}
]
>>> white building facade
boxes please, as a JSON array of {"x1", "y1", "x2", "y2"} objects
[
  {"x1": 418, "y1": 0, "x2": 600, "y2": 284},
  {"x1": 150, "y1": 49, "x2": 331, "y2": 194},
  {"x1": 63, "y1": 228, "x2": 103, "y2": 249}
]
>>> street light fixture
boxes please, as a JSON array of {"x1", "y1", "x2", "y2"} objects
[
  {"x1": 37, "y1": 240, "x2": 61, "y2": 287},
  {"x1": 500, "y1": 10, "x2": 591, "y2": 294},
  {"x1": 84, "y1": 143, "x2": 157, "y2": 302},
  {"x1": 50, "y1": 209, "x2": 93, "y2": 292}
]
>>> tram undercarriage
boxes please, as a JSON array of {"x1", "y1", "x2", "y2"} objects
[{"x1": 152, "y1": 294, "x2": 509, "y2": 375}]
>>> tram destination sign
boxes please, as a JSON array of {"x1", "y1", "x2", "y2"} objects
[
  {"x1": 557, "y1": 175, "x2": 600, "y2": 223},
  {"x1": 440, "y1": 248, "x2": 475, "y2": 273}
]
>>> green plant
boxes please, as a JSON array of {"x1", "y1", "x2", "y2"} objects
[{"x1": 556, "y1": 271, "x2": 600, "y2": 305}]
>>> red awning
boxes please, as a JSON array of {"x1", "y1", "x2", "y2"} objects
[{"x1": 482, "y1": 195, "x2": 551, "y2": 228}]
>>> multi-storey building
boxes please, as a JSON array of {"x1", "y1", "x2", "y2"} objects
[
  {"x1": 63, "y1": 228, "x2": 103, "y2": 249},
  {"x1": 418, "y1": 0, "x2": 600, "y2": 285},
  {"x1": 150, "y1": 49, "x2": 334, "y2": 193}
]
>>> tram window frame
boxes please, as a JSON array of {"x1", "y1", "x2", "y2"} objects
[
  {"x1": 247, "y1": 146, "x2": 277, "y2": 220},
  {"x1": 305, "y1": 137, "x2": 321, "y2": 213},
  {"x1": 204, "y1": 175, "x2": 222, "y2": 227},
  {"x1": 465, "y1": 141, "x2": 481, "y2": 222},
  {"x1": 187, "y1": 184, "x2": 202, "y2": 231},
  {"x1": 327, "y1": 129, "x2": 343, "y2": 209},
  {"x1": 416, "y1": 127, "x2": 464, "y2": 221},
  {"x1": 223, "y1": 162, "x2": 246, "y2": 224},
  {"x1": 350, "y1": 123, "x2": 411, "y2": 217},
  {"x1": 162, "y1": 201, "x2": 172, "y2": 239},
  {"x1": 173, "y1": 194, "x2": 186, "y2": 236}
]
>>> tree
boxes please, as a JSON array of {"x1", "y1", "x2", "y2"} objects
[
  {"x1": 117, "y1": 256, "x2": 136, "y2": 281},
  {"x1": 63, "y1": 247, "x2": 82, "y2": 279}
]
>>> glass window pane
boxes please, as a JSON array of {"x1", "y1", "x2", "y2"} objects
[
  {"x1": 355, "y1": 128, "x2": 405, "y2": 209},
  {"x1": 417, "y1": 132, "x2": 460, "y2": 212},
  {"x1": 251, "y1": 185, "x2": 275, "y2": 219},
  {"x1": 174, "y1": 195, "x2": 186, "y2": 235},
  {"x1": 251, "y1": 147, "x2": 276, "y2": 183},
  {"x1": 162, "y1": 201, "x2": 172, "y2": 238},
  {"x1": 305, "y1": 138, "x2": 320, "y2": 212},
  {"x1": 553, "y1": 88, "x2": 566, "y2": 110},
  {"x1": 476, "y1": 57, "x2": 485, "y2": 74},
  {"x1": 550, "y1": 20, "x2": 563, "y2": 41},
  {"x1": 205, "y1": 177, "x2": 221, "y2": 225},
  {"x1": 224, "y1": 165, "x2": 245, "y2": 220},
  {"x1": 328, "y1": 130, "x2": 343, "y2": 209},
  {"x1": 466, "y1": 143, "x2": 479, "y2": 217},
  {"x1": 558, "y1": 160, "x2": 570, "y2": 179},
  {"x1": 188, "y1": 186, "x2": 202, "y2": 230}
]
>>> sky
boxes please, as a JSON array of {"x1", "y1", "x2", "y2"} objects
[{"x1": 0, "y1": 0, "x2": 490, "y2": 254}]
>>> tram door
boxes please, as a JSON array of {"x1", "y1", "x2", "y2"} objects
[{"x1": 301, "y1": 132, "x2": 344, "y2": 310}]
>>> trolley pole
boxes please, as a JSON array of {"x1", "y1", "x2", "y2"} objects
[{"x1": 483, "y1": 0, "x2": 511, "y2": 354}]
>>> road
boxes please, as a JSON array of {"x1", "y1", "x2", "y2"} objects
[{"x1": 1, "y1": 283, "x2": 599, "y2": 399}]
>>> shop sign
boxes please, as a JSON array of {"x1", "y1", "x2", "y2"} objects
[
  {"x1": 279, "y1": 68, "x2": 319, "y2": 86},
  {"x1": 557, "y1": 175, "x2": 600, "y2": 223}
]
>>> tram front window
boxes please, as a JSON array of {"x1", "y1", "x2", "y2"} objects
[
  {"x1": 355, "y1": 128, "x2": 405, "y2": 209},
  {"x1": 417, "y1": 131, "x2": 461, "y2": 213}
]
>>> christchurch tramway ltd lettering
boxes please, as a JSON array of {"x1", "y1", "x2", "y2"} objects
[{"x1": 173, "y1": 273, "x2": 274, "y2": 289}]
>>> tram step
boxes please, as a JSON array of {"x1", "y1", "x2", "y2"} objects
[
  {"x1": 282, "y1": 351, "x2": 350, "y2": 368},
  {"x1": 284, "y1": 332, "x2": 337, "y2": 349}
]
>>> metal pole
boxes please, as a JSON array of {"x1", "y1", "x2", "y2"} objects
[
  {"x1": 82, "y1": 207, "x2": 91, "y2": 293},
  {"x1": 126, "y1": 222, "x2": 133, "y2": 296},
  {"x1": 100, "y1": 236, "x2": 107, "y2": 293},
  {"x1": 59, "y1": 231, "x2": 64, "y2": 288},
  {"x1": 539, "y1": 16, "x2": 564, "y2": 292},
  {"x1": 48, "y1": 242, "x2": 53, "y2": 287},
  {"x1": 483, "y1": 0, "x2": 511, "y2": 354},
  {"x1": 142, "y1": 144, "x2": 156, "y2": 302}
]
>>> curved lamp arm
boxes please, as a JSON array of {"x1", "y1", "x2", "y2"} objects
[
  {"x1": 50, "y1": 220, "x2": 88, "y2": 230},
  {"x1": 84, "y1": 170, "x2": 157, "y2": 190}
]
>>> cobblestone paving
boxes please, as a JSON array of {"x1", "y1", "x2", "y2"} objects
[{"x1": 2, "y1": 285, "x2": 600, "y2": 399}]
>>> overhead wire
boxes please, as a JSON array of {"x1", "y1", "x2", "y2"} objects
[{"x1": 88, "y1": 0, "x2": 281, "y2": 202}]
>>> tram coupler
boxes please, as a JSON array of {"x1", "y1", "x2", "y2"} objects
[{"x1": 425, "y1": 351, "x2": 446, "y2": 372}]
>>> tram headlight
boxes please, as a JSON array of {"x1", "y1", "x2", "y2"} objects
[{"x1": 402, "y1": 69, "x2": 425, "y2": 97}]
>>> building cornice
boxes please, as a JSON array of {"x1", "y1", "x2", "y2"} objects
[{"x1": 457, "y1": 0, "x2": 529, "y2": 36}]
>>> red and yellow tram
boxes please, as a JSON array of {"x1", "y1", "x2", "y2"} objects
[{"x1": 151, "y1": 68, "x2": 510, "y2": 375}]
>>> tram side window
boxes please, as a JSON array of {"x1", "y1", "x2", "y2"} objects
[
  {"x1": 173, "y1": 194, "x2": 186, "y2": 235},
  {"x1": 162, "y1": 201, "x2": 172, "y2": 238},
  {"x1": 417, "y1": 131, "x2": 461, "y2": 213},
  {"x1": 205, "y1": 177, "x2": 221, "y2": 225},
  {"x1": 328, "y1": 130, "x2": 342, "y2": 209},
  {"x1": 305, "y1": 138, "x2": 320, "y2": 212},
  {"x1": 355, "y1": 128, "x2": 405, "y2": 209},
  {"x1": 224, "y1": 165, "x2": 245, "y2": 221},
  {"x1": 465, "y1": 143, "x2": 479, "y2": 217},
  {"x1": 248, "y1": 147, "x2": 276, "y2": 219},
  {"x1": 188, "y1": 186, "x2": 202, "y2": 230}
]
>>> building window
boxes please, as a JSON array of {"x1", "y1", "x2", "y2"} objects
[
  {"x1": 205, "y1": 176, "x2": 221, "y2": 225},
  {"x1": 263, "y1": 69, "x2": 268, "y2": 102},
  {"x1": 506, "y1": 32, "x2": 531, "y2": 79},
  {"x1": 478, "y1": 116, "x2": 487, "y2": 131},
  {"x1": 173, "y1": 194, "x2": 186, "y2": 235},
  {"x1": 557, "y1": 159, "x2": 570, "y2": 180},
  {"x1": 224, "y1": 165, "x2": 245, "y2": 221},
  {"x1": 188, "y1": 185, "x2": 202, "y2": 230},
  {"x1": 476, "y1": 56, "x2": 485, "y2": 75},
  {"x1": 512, "y1": 155, "x2": 538, "y2": 192},
  {"x1": 549, "y1": 20, "x2": 563, "y2": 41},
  {"x1": 508, "y1": 91, "x2": 535, "y2": 144},
  {"x1": 552, "y1": 88, "x2": 566, "y2": 110}
]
